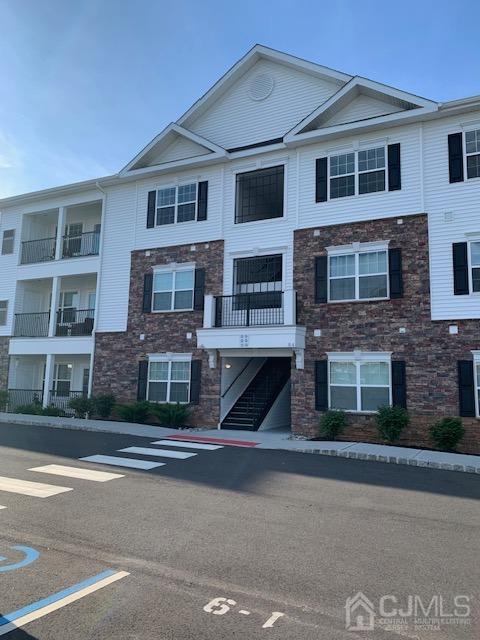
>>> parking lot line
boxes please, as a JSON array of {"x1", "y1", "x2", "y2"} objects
[
  {"x1": 151, "y1": 440, "x2": 223, "y2": 451},
  {"x1": 0, "y1": 476, "x2": 73, "y2": 498},
  {"x1": 80, "y1": 455, "x2": 165, "y2": 470},
  {"x1": 0, "y1": 569, "x2": 129, "y2": 636},
  {"x1": 28, "y1": 464, "x2": 124, "y2": 482},
  {"x1": 119, "y1": 446, "x2": 197, "y2": 460}
]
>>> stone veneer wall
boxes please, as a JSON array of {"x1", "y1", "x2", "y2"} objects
[
  {"x1": 93, "y1": 240, "x2": 224, "y2": 428},
  {"x1": 0, "y1": 337, "x2": 9, "y2": 391},
  {"x1": 293, "y1": 213, "x2": 480, "y2": 454}
]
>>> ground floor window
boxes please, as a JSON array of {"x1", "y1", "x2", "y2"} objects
[
  {"x1": 148, "y1": 357, "x2": 191, "y2": 403},
  {"x1": 328, "y1": 353, "x2": 391, "y2": 412}
]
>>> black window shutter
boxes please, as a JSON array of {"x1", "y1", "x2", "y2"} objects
[
  {"x1": 315, "y1": 158, "x2": 328, "y2": 202},
  {"x1": 389, "y1": 248, "x2": 403, "y2": 298},
  {"x1": 452, "y1": 242, "x2": 469, "y2": 295},
  {"x1": 147, "y1": 191, "x2": 156, "y2": 228},
  {"x1": 190, "y1": 360, "x2": 201, "y2": 405},
  {"x1": 315, "y1": 360, "x2": 328, "y2": 411},
  {"x1": 197, "y1": 181, "x2": 208, "y2": 221},
  {"x1": 137, "y1": 360, "x2": 148, "y2": 401},
  {"x1": 391, "y1": 361, "x2": 407, "y2": 408},
  {"x1": 458, "y1": 360, "x2": 475, "y2": 417},
  {"x1": 387, "y1": 143, "x2": 401, "y2": 191},
  {"x1": 448, "y1": 133, "x2": 464, "y2": 183},
  {"x1": 143, "y1": 273, "x2": 153, "y2": 312},
  {"x1": 193, "y1": 268, "x2": 206, "y2": 311},
  {"x1": 314, "y1": 256, "x2": 328, "y2": 303}
]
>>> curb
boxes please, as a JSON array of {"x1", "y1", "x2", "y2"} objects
[{"x1": 294, "y1": 448, "x2": 480, "y2": 475}]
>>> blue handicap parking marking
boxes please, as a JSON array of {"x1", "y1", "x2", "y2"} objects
[{"x1": 0, "y1": 545, "x2": 40, "y2": 573}]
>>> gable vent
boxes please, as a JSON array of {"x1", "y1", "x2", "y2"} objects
[{"x1": 248, "y1": 74, "x2": 274, "y2": 101}]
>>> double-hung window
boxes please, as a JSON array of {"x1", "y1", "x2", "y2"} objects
[
  {"x1": 328, "y1": 354, "x2": 391, "y2": 412},
  {"x1": 329, "y1": 146, "x2": 386, "y2": 199},
  {"x1": 329, "y1": 247, "x2": 388, "y2": 301},
  {"x1": 465, "y1": 129, "x2": 480, "y2": 179},
  {"x1": 156, "y1": 183, "x2": 197, "y2": 225},
  {"x1": 148, "y1": 358, "x2": 191, "y2": 403},
  {"x1": 1, "y1": 230, "x2": 14, "y2": 255},
  {"x1": 0, "y1": 300, "x2": 7, "y2": 325},
  {"x1": 152, "y1": 268, "x2": 194, "y2": 312},
  {"x1": 471, "y1": 241, "x2": 480, "y2": 292}
]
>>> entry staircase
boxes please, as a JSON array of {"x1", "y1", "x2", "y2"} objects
[{"x1": 221, "y1": 358, "x2": 290, "y2": 431}]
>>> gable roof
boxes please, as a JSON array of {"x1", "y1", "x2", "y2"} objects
[
  {"x1": 177, "y1": 44, "x2": 352, "y2": 130},
  {"x1": 120, "y1": 123, "x2": 227, "y2": 176},
  {"x1": 285, "y1": 76, "x2": 438, "y2": 144}
]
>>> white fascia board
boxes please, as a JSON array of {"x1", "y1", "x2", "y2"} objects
[
  {"x1": 0, "y1": 177, "x2": 112, "y2": 209},
  {"x1": 177, "y1": 44, "x2": 350, "y2": 129},
  {"x1": 285, "y1": 76, "x2": 438, "y2": 142},
  {"x1": 285, "y1": 106, "x2": 438, "y2": 147},
  {"x1": 118, "y1": 150, "x2": 227, "y2": 180},
  {"x1": 120, "y1": 123, "x2": 227, "y2": 175},
  {"x1": 9, "y1": 336, "x2": 94, "y2": 356}
]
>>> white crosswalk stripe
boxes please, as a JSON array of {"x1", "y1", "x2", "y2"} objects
[
  {"x1": 151, "y1": 440, "x2": 223, "y2": 451},
  {"x1": 119, "y1": 446, "x2": 196, "y2": 460},
  {"x1": 79, "y1": 455, "x2": 165, "y2": 470},
  {"x1": 0, "y1": 476, "x2": 73, "y2": 498},
  {"x1": 0, "y1": 505, "x2": 6, "y2": 510},
  {"x1": 28, "y1": 464, "x2": 124, "y2": 482}
]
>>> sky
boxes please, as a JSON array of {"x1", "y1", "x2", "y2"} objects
[{"x1": 0, "y1": 0, "x2": 479, "y2": 198}]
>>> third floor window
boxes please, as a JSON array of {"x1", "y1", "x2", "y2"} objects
[
  {"x1": 329, "y1": 147, "x2": 386, "y2": 199},
  {"x1": 235, "y1": 165, "x2": 284, "y2": 224}
]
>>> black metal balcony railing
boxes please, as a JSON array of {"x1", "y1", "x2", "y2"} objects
[
  {"x1": 13, "y1": 312, "x2": 50, "y2": 337},
  {"x1": 49, "y1": 389, "x2": 86, "y2": 413},
  {"x1": 7, "y1": 389, "x2": 43, "y2": 412},
  {"x1": 62, "y1": 231, "x2": 100, "y2": 258},
  {"x1": 55, "y1": 308, "x2": 94, "y2": 336},
  {"x1": 20, "y1": 237, "x2": 56, "y2": 265},
  {"x1": 214, "y1": 291, "x2": 284, "y2": 327}
]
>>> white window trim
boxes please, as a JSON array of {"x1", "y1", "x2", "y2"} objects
[
  {"x1": 466, "y1": 240, "x2": 480, "y2": 295},
  {"x1": 327, "y1": 352, "x2": 392, "y2": 414},
  {"x1": 472, "y1": 351, "x2": 480, "y2": 418},
  {"x1": 327, "y1": 145, "x2": 389, "y2": 200},
  {"x1": 147, "y1": 353, "x2": 192, "y2": 404},
  {"x1": 463, "y1": 128, "x2": 480, "y2": 182},
  {"x1": 156, "y1": 182, "x2": 199, "y2": 226},
  {"x1": 152, "y1": 263, "x2": 195, "y2": 313},
  {"x1": 326, "y1": 242, "x2": 390, "y2": 303}
]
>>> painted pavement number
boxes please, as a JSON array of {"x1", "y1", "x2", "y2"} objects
[{"x1": 204, "y1": 596, "x2": 285, "y2": 629}]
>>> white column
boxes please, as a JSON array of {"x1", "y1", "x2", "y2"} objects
[
  {"x1": 87, "y1": 351, "x2": 94, "y2": 397},
  {"x1": 55, "y1": 206, "x2": 65, "y2": 260},
  {"x1": 284, "y1": 290, "x2": 296, "y2": 325},
  {"x1": 43, "y1": 354, "x2": 55, "y2": 408},
  {"x1": 203, "y1": 295, "x2": 215, "y2": 328},
  {"x1": 48, "y1": 276, "x2": 60, "y2": 337}
]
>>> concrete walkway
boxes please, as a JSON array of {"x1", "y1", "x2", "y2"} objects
[{"x1": 1, "y1": 412, "x2": 479, "y2": 475}]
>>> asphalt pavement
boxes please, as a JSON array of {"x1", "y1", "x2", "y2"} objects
[{"x1": 0, "y1": 422, "x2": 478, "y2": 639}]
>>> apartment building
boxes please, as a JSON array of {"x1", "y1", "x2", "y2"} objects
[{"x1": 1, "y1": 45, "x2": 479, "y2": 452}]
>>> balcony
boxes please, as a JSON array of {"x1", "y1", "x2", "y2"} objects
[
  {"x1": 55, "y1": 309, "x2": 94, "y2": 336},
  {"x1": 197, "y1": 290, "x2": 306, "y2": 362},
  {"x1": 62, "y1": 230, "x2": 100, "y2": 259},
  {"x1": 13, "y1": 312, "x2": 50, "y2": 337},
  {"x1": 20, "y1": 237, "x2": 56, "y2": 265}
]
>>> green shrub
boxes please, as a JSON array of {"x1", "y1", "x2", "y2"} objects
[
  {"x1": 69, "y1": 396, "x2": 93, "y2": 418},
  {"x1": 15, "y1": 403, "x2": 43, "y2": 415},
  {"x1": 319, "y1": 410, "x2": 346, "y2": 440},
  {"x1": 430, "y1": 417, "x2": 465, "y2": 451},
  {"x1": 375, "y1": 405, "x2": 410, "y2": 443},
  {"x1": 91, "y1": 394, "x2": 116, "y2": 418},
  {"x1": 41, "y1": 405, "x2": 66, "y2": 417},
  {"x1": 150, "y1": 403, "x2": 191, "y2": 428},
  {"x1": 0, "y1": 390, "x2": 8, "y2": 412},
  {"x1": 116, "y1": 401, "x2": 151, "y2": 424}
]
